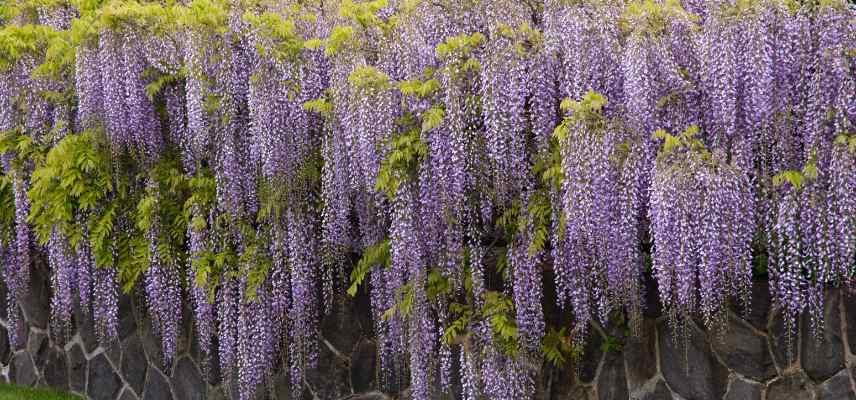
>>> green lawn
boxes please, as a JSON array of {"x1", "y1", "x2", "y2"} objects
[{"x1": 0, "y1": 384, "x2": 80, "y2": 400}]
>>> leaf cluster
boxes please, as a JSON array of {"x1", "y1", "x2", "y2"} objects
[
  {"x1": 26, "y1": 129, "x2": 111, "y2": 248},
  {"x1": 347, "y1": 239, "x2": 390, "y2": 296},
  {"x1": 375, "y1": 115, "x2": 428, "y2": 200}
]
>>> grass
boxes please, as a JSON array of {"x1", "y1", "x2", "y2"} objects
[{"x1": 0, "y1": 384, "x2": 81, "y2": 400}]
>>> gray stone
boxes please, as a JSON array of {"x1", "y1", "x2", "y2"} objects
[
  {"x1": 642, "y1": 272, "x2": 662, "y2": 319},
  {"x1": 176, "y1": 306, "x2": 191, "y2": 357},
  {"x1": 119, "y1": 387, "x2": 141, "y2": 400},
  {"x1": 306, "y1": 337, "x2": 350, "y2": 400},
  {"x1": 119, "y1": 294, "x2": 137, "y2": 341},
  {"x1": 27, "y1": 331, "x2": 48, "y2": 370},
  {"x1": 845, "y1": 295, "x2": 856, "y2": 355},
  {"x1": 624, "y1": 319, "x2": 657, "y2": 391},
  {"x1": 20, "y1": 261, "x2": 50, "y2": 329},
  {"x1": 724, "y1": 377, "x2": 761, "y2": 400},
  {"x1": 801, "y1": 292, "x2": 845, "y2": 381},
  {"x1": 339, "y1": 392, "x2": 392, "y2": 400},
  {"x1": 78, "y1": 310, "x2": 101, "y2": 354},
  {"x1": 140, "y1": 316, "x2": 164, "y2": 367},
  {"x1": 767, "y1": 373, "x2": 814, "y2": 400},
  {"x1": 121, "y1": 335, "x2": 148, "y2": 396},
  {"x1": 11, "y1": 313, "x2": 28, "y2": 351},
  {"x1": 106, "y1": 341, "x2": 122, "y2": 368},
  {"x1": 187, "y1": 319, "x2": 202, "y2": 364},
  {"x1": 710, "y1": 315, "x2": 775, "y2": 381},
  {"x1": 817, "y1": 370, "x2": 855, "y2": 400},
  {"x1": 0, "y1": 325, "x2": 9, "y2": 364},
  {"x1": 658, "y1": 321, "x2": 728, "y2": 400},
  {"x1": 0, "y1": 278, "x2": 6, "y2": 320},
  {"x1": 68, "y1": 344, "x2": 86, "y2": 393},
  {"x1": 142, "y1": 367, "x2": 174, "y2": 400},
  {"x1": 323, "y1": 296, "x2": 372, "y2": 357},
  {"x1": 559, "y1": 386, "x2": 595, "y2": 400},
  {"x1": 12, "y1": 352, "x2": 37, "y2": 386},
  {"x1": 732, "y1": 279, "x2": 771, "y2": 331},
  {"x1": 597, "y1": 352, "x2": 628, "y2": 400},
  {"x1": 172, "y1": 357, "x2": 205, "y2": 400},
  {"x1": 630, "y1": 379, "x2": 673, "y2": 400},
  {"x1": 578, "y1": 329, "x2": 604, "y2": 384},
  {"x1": 42, "y1": 349, "x2": 68, "y2": 391},
  {"x1": 87, "y1": 353, "x2": 122, "y2": 400},
  {"x1": 207, "y1": 387, "x2": 226, "y2": 400},
  {"x1": 272, "y1": 371, "x2": 291, "y2": 400},
  {"x1": 350, "y1": 339, "x2": 376, "y2": 393},
  {"x1": 768, "y1": 308, "x2": 798, "y2": 371}
]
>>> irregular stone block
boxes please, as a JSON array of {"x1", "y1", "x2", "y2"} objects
[
  {"x1": 350, "y1": 338, "x2": 377, "y2": 393},
  {"x1": 578, "y1": 329, "x2": 603, "y2": 384},
  {"x1": 172, "y1": 357, "x2": 205, "y2": 400},
  {"x1": 119, "y1": 295, "x2": 137, "y2": 341},
  {"x1": 817, "y1": 369, "x2": 855, "y2": 400},
  {"x1": 624, "y1": 319, "x2": 657, "y2": 391},
  {"x1": 597, "y1": 352, "x2": 628, "y2": 400},
  {"x1": 121, "y1": 335, "x2": 148, "y2": 396},
  {"x1": 119, "y1": 387, "x2": 140, "y2": 400},
  {"x1": 306, "y1": 337, "x2": 350, "y2": 400},
  {"x1": 843, "y1": 295, "x2": 856, "y2": 356},
  {"x1": 642, "y1": 272, "x2": 662, "y2": 319},
  {"x1": 629, "y1": 379, "x2": 672, "y2": 400},
  {"x1": 767, "y1": 373, "x2": 814, "y2": 400},
  {"x1": 801, "y1": 292, "x2": 845, "y2": 381},
  {"x1": 658, "y1": 321, "x2": 728, "y2": 400},
  {"x1": 67, "y1": 344, "x2": 86, "y2": 393},
  {"x1": 20, "y1": 261, "x2": 50, "y2": 329},
  {"x1": 724, "y1": 377, "x2": 761, "y2": 400},
  {"x1": 0, "y1": 325, "x2": 9, "y2": 364},
  {"x1": 711, "y1": 315, "x2": 775, "y2": 381},
  {"x1": 42, "y1": 349, "x2": 68, "y2": 391},
  {"x1": 731, "y1": 279, "x2": 771, "y2": 331},
  {"x1": 767, "y1": 308, "x2": 798, "y2": 372},
  {"x1": 27, "y1": 331, "x2": 48, "y2": 370},
  {"x1": 339, "y1": 392, "x2": 392, "y2": 400},
  {"x1": 142, "y1": 367, "x2": 174, "y2": 400},
  {"x1": 87, "y1": 353, "x2": 122, "y2": 400},
  {"x1": 12, "y1": 352, "x2": 37, "y2": 386}
]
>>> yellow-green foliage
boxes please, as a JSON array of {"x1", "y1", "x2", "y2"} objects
[
  {"x1": 436, "y1": 32, "x2": 484, "y2": 60},
  {"x1": 348, "y1": 65, "x2": 391, "y2": 91},
  {"x1": 0, "y1": 175, "x2": 17, "y2": 246},
  {"x1": 620, "y1": 0, "x2": 696, "y2": 37},
  {"x1": 772, "y1": 151, "x2": 819, "y2": 192},
  {"x1": 0, "y1": 24, "x2": 62, "y2": 71},
  {"x1": 25, "y1": 129, "x2": 111, "y2": 247},
  {"x1": 375, "y1": 125, "x2": 428, "y2": 200},
  {"x1": 483, "y1": 291, "x2": 520, "y2": 356},
  {"x1": 348, "y1": 239, "x2": 390, "y2": 296},
  {"x1": 541, "y1": 327, "x2": 580, "y2": 367},
  {"x1": 244, "y1": 10, "x2": 305, "y2": 61}
]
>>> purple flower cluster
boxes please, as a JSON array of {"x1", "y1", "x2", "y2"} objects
[{"x1": 0, "y1": 2, "x2": 855, "y2": 400}]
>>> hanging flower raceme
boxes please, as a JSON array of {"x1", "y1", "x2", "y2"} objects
[
  {"x1": 481, "y1": 21, "x2": 529, "y2": 204},
  {"x1": 552, "y1": 91, "x2": 644, "y2": 337},
  {"x1": 545, "y1": 0, "x2": 624, "y2": 111},
  {"x1": 286, "y1": 209, "x2": 321, "y2": 396},
  {"x1": 650, "y1": 126, "x2": 754, "y2": 332},
  {"x1": 0, "y1": 2, "x2": 854, "y2": 400},
  {"x1": 140, "y1": 181, "x2": 183, "y2": 367},
  {"x1": 48, "y1": 228, "x2": 75, "y2": 341}
]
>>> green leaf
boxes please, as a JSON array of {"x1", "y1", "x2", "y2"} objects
[{"x1": 348, "y1": 239, "x2": 390, "y2": 296}]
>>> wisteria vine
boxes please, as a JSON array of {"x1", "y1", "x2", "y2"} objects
[{"x1": 0, "y1": 1, "x2": 855, "y2": 399}]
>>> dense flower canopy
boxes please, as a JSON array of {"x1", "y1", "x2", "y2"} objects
[{"x1": 0, "y1": 0, "x2": 855, "y2": 399}]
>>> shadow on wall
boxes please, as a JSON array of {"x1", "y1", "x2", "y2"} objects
[{"x1": 1, "y1": 263, "x2": 856, "y2": 400}]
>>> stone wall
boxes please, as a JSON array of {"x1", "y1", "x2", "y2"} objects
[{"x1": 2, "y1": 262, "x2": 856, "y2": 400}]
